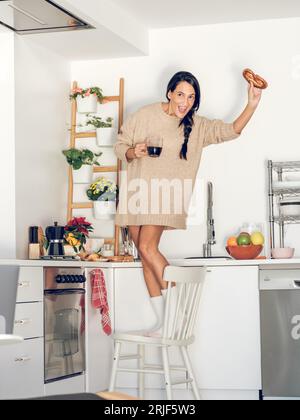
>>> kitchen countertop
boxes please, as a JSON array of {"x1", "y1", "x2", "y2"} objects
[{"x1": 1, "y1": 258, "x2": 300, "y2": 269}]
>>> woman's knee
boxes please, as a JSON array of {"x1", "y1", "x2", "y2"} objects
[{"x1": 138, "y1": 242, "x2": 158, "y2": 261}]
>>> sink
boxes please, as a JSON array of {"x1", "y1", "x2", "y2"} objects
[
  {"x1": 170, "y1": 256, "x2": 232, "y2": 265},
  {"x1": 185, "y1": 256, "x2": 231, "y2": 261}
]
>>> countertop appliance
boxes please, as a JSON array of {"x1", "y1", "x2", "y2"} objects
[
  {"x1": 260, "y1": 269, "x2": 300, "y2": 399},
  {"x1": 0, "y1": 0, "x2": 93, "y2": 34},
  {"x1": 44, "y1": 267, "x2": 86, "y2": 383},
  {"x1": 45, "y1": 222, "x2": 65, "y2": 257}
]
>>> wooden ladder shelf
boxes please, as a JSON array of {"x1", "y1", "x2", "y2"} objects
[{"x1": 67, "y1": 79, "x2": 125, "y2": 256}]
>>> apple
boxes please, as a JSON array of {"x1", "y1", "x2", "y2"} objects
[
  {"x1": 237, "y1": 232, "x2": 251, "y2": 246},
  {"x1": 250, "y1": 231, "x2": 264, "y2": 246}
]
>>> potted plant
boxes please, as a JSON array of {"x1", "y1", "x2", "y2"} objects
[
  {"x1": 86, "y1": 177, "x2": 118, "y2": 219},
  {"x1": 62, "y1": 148, "x2": 102, "y2": 184},
  {"x1": 75, "y1": 113, "x2": 96, "y2": 133},
  {"x1": 64, "y1": 217, "x2": 94, "y2": 253},
  {"x1": 70, "y1": 86, "x2": 104, "y2": 114},
  {"x1": 86, "y1": 116, "x2": 117, "y2": 146}
]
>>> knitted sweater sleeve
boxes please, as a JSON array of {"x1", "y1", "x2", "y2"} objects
[
  {"x1": 202, "y1": 118, "x2": 240, "y2": 148},
  {"x1": 113, "y1": 113, "x2": 136, "y2": 163}
]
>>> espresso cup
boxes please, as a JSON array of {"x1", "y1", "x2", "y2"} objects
[{"x1": 146, "y1": 137, "x2": 163, "y2": 158}]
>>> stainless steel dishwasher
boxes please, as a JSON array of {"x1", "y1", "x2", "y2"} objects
[{"x1": 260, "y1": 269, "x2": 300, "y2": 399}]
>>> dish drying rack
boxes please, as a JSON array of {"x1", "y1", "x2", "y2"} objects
[{"x1": 268, "y1": 160, "x2": 300, "y2": 249}]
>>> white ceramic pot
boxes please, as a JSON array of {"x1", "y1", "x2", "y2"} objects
[
  {"x1": 72, "y1": 165, "x2": 93, "y2": 184},
  {"x1": 64, "y1": 245, "x2": 77, "y2": 256},
  {"x1": 76, "y1": 95, "x2": 98, "y2": 114},
  {"x1": 93, "y1": 201, "x2": 116, "y2": 220},
  {"x1": 96, "y1": 127, "x2": 117, "y2": 146}
]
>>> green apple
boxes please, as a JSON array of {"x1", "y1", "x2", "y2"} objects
[{"x1": 237, "y1": 232, "x2": 251, "y2": 246}]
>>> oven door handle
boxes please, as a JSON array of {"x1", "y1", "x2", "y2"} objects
[{"x1": 44, "y1": 289, "x2": 85, "y2": 295}]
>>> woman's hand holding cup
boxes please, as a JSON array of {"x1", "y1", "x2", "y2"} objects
[{"x1": 133, "y1": 143, "x2": 148, "y2": 158}]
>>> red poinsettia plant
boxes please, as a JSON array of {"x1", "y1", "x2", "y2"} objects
[{"x1": 64, "y1": 217, "x2": 94, "y2": 253}]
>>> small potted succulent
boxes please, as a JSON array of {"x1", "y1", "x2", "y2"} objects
[
  {"x1": 70, "y1": 86, "x2": 104, "y2": 114},
  {"x1": 64, "y1": 217, "x2": 94, "y2": 253},
  {"x1": 86, "y1": 177, "x2": 118, "y2": 219},
  {"x1": 62, "y1": 148, "x2": 102, "y2": 184},
  {"x1": 86, "y1": 116, "x2": 117, "y2": 146}
]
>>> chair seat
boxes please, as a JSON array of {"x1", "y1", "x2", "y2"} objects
[{"x1": 113, "y1": 331, "x2": 195, "y2": 347}]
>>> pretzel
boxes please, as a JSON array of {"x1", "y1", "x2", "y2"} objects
[{"x1": 243, "y1": 68, "x2": 268, "y2": 89}]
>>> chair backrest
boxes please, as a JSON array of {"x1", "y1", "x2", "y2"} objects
[{"x1": 162, "y1": 266, "x2": 206, "y2": 342}]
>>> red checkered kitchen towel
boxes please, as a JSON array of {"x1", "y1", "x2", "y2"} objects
[{"x1": 90, "y1": 269, "x2": 112, "y2": 336}]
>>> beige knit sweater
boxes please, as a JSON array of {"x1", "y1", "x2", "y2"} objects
[{"x1": 114, "y1": 102, "x2": 240, "y2": 230}]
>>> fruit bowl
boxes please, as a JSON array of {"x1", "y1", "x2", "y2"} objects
[{"x1": 226, "y1": 245, "x2": 263, "y2": 260}]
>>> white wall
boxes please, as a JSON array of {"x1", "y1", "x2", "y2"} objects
[
  {"x1": 71, "y1": 17, "x2": 300, "y2": 258},
  {"x1": 0, "y1": 33, "x2": 16, "y2": 258},
  {"x1": 14, "y1": 37, "x2": 70, "y2": 259}
]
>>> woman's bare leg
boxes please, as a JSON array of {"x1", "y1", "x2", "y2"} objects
[
  {"x1": 128, "y1": 226, "x2": 161, "y2": 297},
  {"x1": 138, "y1": 225, "x2": 169, "y2": 296},
  {"x1": 128, "y1": 226, "x2": 141, "y2": 249}
]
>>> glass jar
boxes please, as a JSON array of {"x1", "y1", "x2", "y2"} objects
[{"x1": 100, "y1": 244, "x2": 114, "y2": 257}]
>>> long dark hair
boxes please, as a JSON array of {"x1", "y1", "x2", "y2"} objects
[{"x1": 166, "y1": 71, "x2": 201, "y2": 160}]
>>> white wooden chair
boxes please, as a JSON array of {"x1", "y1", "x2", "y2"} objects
[{"x1": 109, "y1": 266, "x2": 206, "y2": 400}]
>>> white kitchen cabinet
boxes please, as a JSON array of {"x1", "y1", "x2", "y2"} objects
[
  {"x1": 16, "y1": 267, "x2": 43, "y2": 303},
  {"x1": 14, "y1": 302, "x2": 43, "y2": 339},
  {"x1": 114, "y1": 268, "x2": 156, "y2": 332},
  {"x1": 0, "y1": 266, "x2": 44, "y2": 400},
  {"x1": 190, "y1": 266, "x2": 261, "y2": 393},
  {"x1": 85, "y1": 267, "x2": 114, "y2": 393},
  {"x1": 0, "y1": 338, "x2": 44, "y2": 399}
]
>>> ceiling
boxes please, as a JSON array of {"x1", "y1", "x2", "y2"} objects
[
  {"x1": 1, "y1": 0, "x2": 300, "y2": 59},
  {"x1": 110, "y1": 0, "x2": 300, "y2": 27}
]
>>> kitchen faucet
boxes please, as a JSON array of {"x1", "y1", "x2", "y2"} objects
[{"x1": 203, "y1": 182, "x2": 216, "y2": 257}]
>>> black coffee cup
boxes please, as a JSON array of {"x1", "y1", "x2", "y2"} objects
[{"x1": 146, "y1": 137, "x2": 163, "y2": 158}]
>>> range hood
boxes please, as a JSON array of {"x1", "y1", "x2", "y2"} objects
[{"x1": 0, "y1": 0, "x2": 94, "y2": 34}]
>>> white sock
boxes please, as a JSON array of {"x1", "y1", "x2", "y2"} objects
[{"x1": 149, "y1": 295, "x2": 165, "y2": 334}]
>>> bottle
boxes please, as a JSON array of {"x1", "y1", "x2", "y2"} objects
[{"x1": 28, "y1": 226, "x2": 40, "y2": 260}]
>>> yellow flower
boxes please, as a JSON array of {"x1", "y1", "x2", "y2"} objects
[{"x1": 66, "y1": 233, "x2": 80, "y2": 247}]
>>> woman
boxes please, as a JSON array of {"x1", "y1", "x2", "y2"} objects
[{"x1": 114, "y1": 71, "x2": 262, "y2": 333}]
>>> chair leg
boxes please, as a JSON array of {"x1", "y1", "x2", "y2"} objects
[
  {"x1": 162, "y1": 346, "x2": 172, "y2": 400},
  {"x1": 109, "y1": 341, "x2": 121, "y2": 392},
  {"x1": 138, "y1": 344, "x2": 145, "y2": 399},
  {"x1": 181, "y1": 346, "x2": 201, "y2": 400}
]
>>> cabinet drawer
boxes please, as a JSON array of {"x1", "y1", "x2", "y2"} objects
[
  {"x1": 14, "y1": 302, "x2": 43, "y2": 339},
  {"x1": 0, "y1": 338, "x2": 44, "y2": 399},
  {"x1": 16, "y1": 267, "x2": 43, "y2": 303}
]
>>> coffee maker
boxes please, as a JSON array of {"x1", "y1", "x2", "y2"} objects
[{"x1": 45, "y1": 222, "x2": 65, "y2": 256}]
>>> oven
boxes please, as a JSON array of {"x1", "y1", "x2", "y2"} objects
[{"x1": 44, "y1": 267, "x2": 86, "y2": 383}]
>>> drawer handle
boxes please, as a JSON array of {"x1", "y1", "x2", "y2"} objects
[
  {"x1": 18, "y1": 281, "x2": 31, "y2": 288},
  {"x1": 14, "y1": 357, "x2": 31, "y2": 363},
  {"x1": 14, "y1": 319, "x2": 31, "y2": 325}
]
